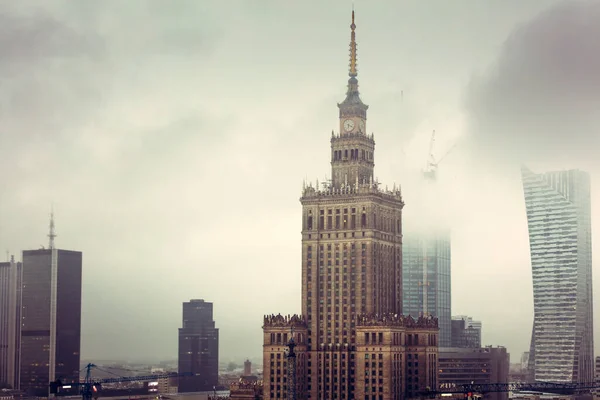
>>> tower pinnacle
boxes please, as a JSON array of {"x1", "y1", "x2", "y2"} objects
[
  {"x1": 333, "y1": 8, "x2": 372, "y2": 188},
  {"x1": 48, "y1": 207, "x2": 57, "y2": 250},
  {"x1": 338, "y1": 8, "x2": 367, "y2": 111},
  {"x1": 349, "y1": 9, "x2": 357, "y2": 78}
]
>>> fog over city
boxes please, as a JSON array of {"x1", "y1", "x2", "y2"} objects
[{"x1": 2, "y1": 0, "x2": 600, "y2": 363}]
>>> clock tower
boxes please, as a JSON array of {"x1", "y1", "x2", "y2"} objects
[
  {"x1": 332, "y1": 9, "x2": 374, "y2": 189},
  {"x1": 262, "y1": 10, "x2": 440, "y2": 400}
]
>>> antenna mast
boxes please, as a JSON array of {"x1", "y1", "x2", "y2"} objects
[{"x1": 48, "y1": 208, "x2": 57, "y2": 250}]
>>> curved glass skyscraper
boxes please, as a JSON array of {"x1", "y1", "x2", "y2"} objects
[{"x1": 521, "y1": 166, "x2": 594, "y2": 383}]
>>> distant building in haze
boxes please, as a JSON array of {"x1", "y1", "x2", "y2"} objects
[
  {"x1": 243, "y1": 359, "x2": 251, "y2": 376},
  {"x1": 522, "y1": 167, "x2": 594, "y2": 383},
  {"x1": 178, "y1": 299, "x2": 219, "y2": 393},
  {"x1": 0, "y1": 256, "x2": 22, "y2": 389},
  {"x1": 19, "y1": 215, "x2": 82, "y2": 396},
  {"x1": 402, "y1": 230, "x2": 451, "y2": 347},
  {"x1": 439, "y1": 346, "x2": 509, "y2": 400},
  {"x1": 451, "y1": 315, "x2": 482, "y2": 348}
]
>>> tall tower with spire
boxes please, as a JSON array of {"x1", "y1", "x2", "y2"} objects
[
  {"x1": 331, "y1": 9, "x2": 374, "y2": 189},
  {"x1": 262, "y1": 10, "x2": 439, "y2": 400},
  {"x1": 19, "y1": 217, "x2": 82, "y2": 396}
]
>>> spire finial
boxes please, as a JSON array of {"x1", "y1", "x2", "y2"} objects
[
  {"x1": 349, "y1": 8, "x2": 357, "y2": 77},
  {"x1": 48, "y1": 205, "x2": 57, "y2": 250}
]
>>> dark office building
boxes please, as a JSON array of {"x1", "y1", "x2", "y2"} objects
[
  {"x1": 0, "y1": 256, "x2": 22, "y2": 389},
  {"x1": 19, "y1": 248, "x2": 82, "y2": 396},
  {"x1": 439, "y1": 347, "x2": 509, "y2": 400},
  {"x1": 178, "y1": 299, "x2": 219, "y2": 393},
  {"x1": 451, "y1": 315, "x2": 482, "y2": 348}
]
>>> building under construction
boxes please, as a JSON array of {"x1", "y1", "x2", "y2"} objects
[{"x1": 402, "y1": 230, "x2": 451, "y2": 347}]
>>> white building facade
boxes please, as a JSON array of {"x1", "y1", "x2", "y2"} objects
[{"x1": 521, "y1": 166, "x2": 594, "y2": 383}]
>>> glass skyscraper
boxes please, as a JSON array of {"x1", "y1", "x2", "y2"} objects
[
  {"x1": 402, "y1": 231, "x2": 451, "y2": 347},
  {"x1": 522, "y1": 166, "x2": 594, "y2": 383}
]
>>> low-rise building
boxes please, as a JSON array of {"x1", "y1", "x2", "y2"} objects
[
  {"x1": 438, "y1": 346, "x2": 509, "y2": 400},
  {"x1": 229, "y1": 381, "x2": 263, "y2": 400}
]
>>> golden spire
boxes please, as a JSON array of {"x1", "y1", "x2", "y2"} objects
[{"x1": 349, "y1": 8, "x2": 357, "y2": 77}]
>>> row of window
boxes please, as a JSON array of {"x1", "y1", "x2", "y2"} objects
[
  {"x1": 305, "y1": 208, "x2": 400, "y2": 234},
  {"x1": 332, "y1": 148, "x2": 373, "y2": 162}
]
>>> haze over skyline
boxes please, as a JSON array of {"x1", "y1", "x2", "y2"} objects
[{"x1": 2, "y1": 0, "x2": 600, "y2": 363}]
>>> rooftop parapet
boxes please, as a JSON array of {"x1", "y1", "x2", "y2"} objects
[
  {"x1": 357, "y1": 313, "x2": 439, "y2": 329},
  {"x1": 330, "y1": 131, "x2": 375, "y2": 141},
  {"x1": 301, "y1": 179, "x2": 402, "y2": 202},
  {"x1": 230, "y1": 379, "x2": 263, "y2": 391},
  {"x1": 263, "y1": 313, "x2": 307, "y2": 329}
]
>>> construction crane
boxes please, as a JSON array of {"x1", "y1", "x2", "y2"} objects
[
  {"x1": 50, "y1": 363, "x2": 192, "y2": 400},
  {"x1": 423, "y1": 130, "x2": 456, "y2": 181},
  {"x1": 420, "y1": 381, "x2": 600, "y2": 398}
]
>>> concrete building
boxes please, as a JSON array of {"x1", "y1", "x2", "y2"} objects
[
  {"x1": 155, "y1": 375, "x2": 179, "y2": 394},
  {"x1": 178, "y1": 299, "x2": 219, "y2": 393},
  {"x1": 0, "y1": 256, "x2": 22, "y2": 389},
  {"x1": 243, "y1": 360, "x2": 251, "y2": 377},
  {"x1": 262, "y1": 11, "x2": 439, "y2": 400},
  {"x1": 402, "y1": 231, "x2": 451, "y2": 347},
  {"x1": 595, "y1": 356, "x2": 600, "y2": 382},
  {"x1": 521, "y1": 352, "x2": 530, "y2": 372},
  {"x1": 522, "y1": 167, "x2": 594, "y2": 383},
  {"x1": 451, "y1": 316, "x2": 482, "y2": 348},
  {"x1": 438, "y1": 346, "x2": 509, "y2": 400}
]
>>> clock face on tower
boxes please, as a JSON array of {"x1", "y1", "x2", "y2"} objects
[
  {"x1": 343, "y1": 119, "x2": 355, "y2": 132},
  {"x1": 359, "y1": 120, "x2": 365, "y2": 132}
]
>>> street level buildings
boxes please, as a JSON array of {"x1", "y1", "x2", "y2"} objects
[
  {"x1": 521, "y1": 167, "x2": 594, "y2": 383},
  {"x1": 402, "y1": 231, "x2": 451, "y2": 347},
  {"x1": 262, "y1": 11, "x2": 439, "y2": 400},
  {"x1": 438, "y1": 347, "x2": 509, "y2": 400},
  {"x1": 178, "y1": 299, "x2": 219, "y2": 393},
  {"x1": 451, "y1": 315, "x2": 482, "y2": 349},
  {"x1": 0, "y1": 256, "x2": 22, "y2": 389},
  {"x1": 19, "y1": 246, "x2": 83, "y2": 396}
]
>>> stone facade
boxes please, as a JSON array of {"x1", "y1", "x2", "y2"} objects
[
  {"x1": 355, "y1": 314, "x2": 439, "y2": 400},
  {"x1": 262, "y1": 315, "x2": 308, "y2": 399}
]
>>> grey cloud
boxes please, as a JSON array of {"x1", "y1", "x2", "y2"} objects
[
  {"x1": 465, "y1": 0, "x2": 600, "y2": 168},
  {"x1": 0, "y1": 11, "x2": 102, "y2": 66},
  {"x1": 5, "y1": 1, "x2": 588, "y2": 363}
]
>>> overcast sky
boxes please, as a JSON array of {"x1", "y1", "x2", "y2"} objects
[{"x1": 2, "y1": 0, "x2": 600, "y2": 364}]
